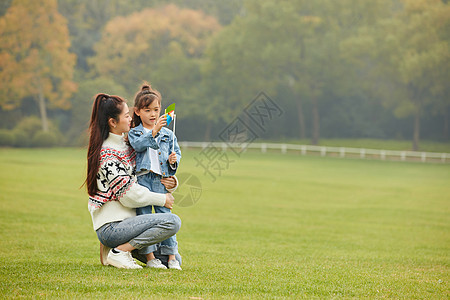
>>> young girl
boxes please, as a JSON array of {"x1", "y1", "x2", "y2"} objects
[{"x1": 128, "y1": 84, "x2": 182, "y2": 270}]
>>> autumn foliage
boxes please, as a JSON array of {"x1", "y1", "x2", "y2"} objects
[
  {"x1": 90, "y1": 4, "x2": 221, "y2": 95},
  {"x1": 0, "y1": 0, "x2": 76, "y2": 131}
]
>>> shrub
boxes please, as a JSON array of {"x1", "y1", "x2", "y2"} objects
[
  {"x1": 13, "y1": 130, "x2": 31, "y2": 147},
  {"x1": 12, "y1": 116, "x2": 66, "y2": 147},
  {"x1": 0, "y1": 130, "x2": 15, "y2": 146},
  {"x1": 31, "y1": 131, "x2": 58, "y2": 147},
  {"x1": 14, "y1": 116, "x2": 42, "y2": 139}
]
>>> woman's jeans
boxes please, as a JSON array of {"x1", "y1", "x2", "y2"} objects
[
  {"x1": 136, "y1": 172, "x2": 179, "y2": 256},
  {"x1": 96, "y1": 213, "x2": 181, "y2": 259}
]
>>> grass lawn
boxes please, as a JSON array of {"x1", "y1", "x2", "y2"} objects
[{"x1": 0, "y1": 147, "x2": 448, "y2": 299}]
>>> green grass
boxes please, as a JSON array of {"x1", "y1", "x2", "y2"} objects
[{"x1": 0, "y1": 147, "x2": 449, "y2": 299}]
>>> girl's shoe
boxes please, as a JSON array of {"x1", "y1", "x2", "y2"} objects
[
  {"x1": 147, "y1": 258, "x2": 167, "y2": 269},
  {"x1": 168, "y1": 259, "x2": 182, "y2": 270}
]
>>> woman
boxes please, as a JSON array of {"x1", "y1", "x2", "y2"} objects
[{"x1": 85, "y1": 93, "x2": 181, "y2": 269}]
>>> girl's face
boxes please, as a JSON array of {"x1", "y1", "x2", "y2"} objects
[
  {"x1": 135, "y1": 100, "x2": 161, "y2": 129},
  {"x1": 110, "y1": 103, "x2": 132, "y2": 134}
]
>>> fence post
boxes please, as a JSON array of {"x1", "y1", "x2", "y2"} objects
[
  {"x1": 301, "y1": 145, "x2": 306, "y2": 155},
  {"x1": 421, "y1": 152, "x2": 426, "y2": 162},
  {"x1": 401, "y1": 152, "x2": 406, "y2": 161},
  {"x1": 261, "y1": 143, "x2": 267, "y2": 153},
  {"x1": 281, "y1": 144, "x2": 287, "y2": 154},
  {"x1": 321, "y1": 147, "x2": 326, "y2": 157},
  {"x1": 360, "y1": 149, "x2": 365, "y2": 159},
  {"x1": 241, "y1": 143, "x2": 246, "y2": 153},
  {"x1": 340, "y1": 147, "x2": 345, "y2": 158}
]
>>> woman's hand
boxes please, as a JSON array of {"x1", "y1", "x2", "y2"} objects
[
  {"x1": 168, "y1": 152, "x2": 177, "y2": 165},
  {"x1": 164, "y1": 193, "x2": 174, "y2": 209},
  {"x1": 161, "y1": 176, "x2": 177, "y2": 190},
  {"x1": 152, "y1": 114, "x2": 167, "y2": 137}
]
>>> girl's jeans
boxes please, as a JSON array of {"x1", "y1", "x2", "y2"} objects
[
  {"x1": 96, "y1": 213, "x2": 181, "y2": 256},
  {"x1": 136, "y1": 172, "x2": 179, "y2": 256}
]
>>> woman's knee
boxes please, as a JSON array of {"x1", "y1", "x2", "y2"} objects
[{"x1": 170, "y1": 214, "x2": 181, "y2": 233}]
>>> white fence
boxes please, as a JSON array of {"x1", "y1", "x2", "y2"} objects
[{"x1": 178, "y1": 141, "x2": 450, "y2": 164}]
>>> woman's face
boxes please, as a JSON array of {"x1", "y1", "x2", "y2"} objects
[{"x1": 110, "y1": 103, "x2": 132, "y2": 134}]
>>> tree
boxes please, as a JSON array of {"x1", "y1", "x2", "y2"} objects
[
  {"x1": 384, "y1": 0, "x2": 449, "y2": 150},
  {"x1": 204, "y1": 0, "x2": 393, "y2": 144},
  {"x1": 89, "y1": 5, "x2": 221, "y2": 120},
  {"x1": 58, "y1": 0, "x2": 171, "y2": 71},
  {"x1": 202, "y1": 7, "x2": 276, "y2": 127},
  {"x1": 342, "y1": 0, "x2": 449, "y2": 150},
  {"x1": 0, "y1": 0, "x2": 77, "y2": 132}
]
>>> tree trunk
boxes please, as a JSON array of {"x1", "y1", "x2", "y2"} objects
[
  {"x1": 412, "y1": 107, "x2": 420, "y2": 151},
  {"x1": 296, "y1": 98, "x2": 306, "y2": 140},
  {"x1": 311, "y1": 96, "x2": 320, "y2": 145},
  {"x1": 297, "y1": 37, "x2": 306, "y2": 141},
  {"x1": 204, "y1": 120, "x2": 212, "y2": 141},
  {"x1": 444, "y1": 106, "x2": 449, "y2": 140},
  {"x1": 37, "y1": 85, "x2": 49, "y2": 132}
]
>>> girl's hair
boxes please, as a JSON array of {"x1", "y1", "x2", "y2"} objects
[
  {"x1": 85, "y1": 93, "x2": 126, "y2": 196},
  {"x1": 132, "y1": 83, "x2": 162, "y2": 127}
]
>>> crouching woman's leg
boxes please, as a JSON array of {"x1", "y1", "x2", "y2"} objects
[
  {"x1": 97, "y1": 213, "x2": 181, "y2": 269},
  {"x1": 128, "y1": 213, "x2": 181, "y2": 250}
]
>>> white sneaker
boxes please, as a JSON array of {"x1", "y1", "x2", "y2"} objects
[
  {"x1": 100, "y1": 243, "x2": 111, "y2": 266},
  {"x1": 106, "y1": 249, "x2": 143, "y2": 269},
  {"x1": 168, "y1": 259, "x2": 182, "y2": 270},
  {"x1": 146, "y1": 258, "x2": 167, "y2": 269}
]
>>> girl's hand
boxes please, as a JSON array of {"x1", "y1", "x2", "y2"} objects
[
  {"x1": 168, "y1": 152, "x2": 177, "y2": 165},
  {"x1": 152, "y1": 114, "x2": 167, "y2": 136},
  {"x1": 164, "y1": 193, "x2": 174, "y2": 209},
  {"x1": 161, "y1": 176, "x2": 177, "y2": 190}
]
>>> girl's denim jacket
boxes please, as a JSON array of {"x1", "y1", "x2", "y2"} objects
[{"x1": 128, "y1": 123, "x2": 181, "y2": 177}]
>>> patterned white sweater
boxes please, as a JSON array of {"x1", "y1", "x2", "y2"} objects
[{"x1": 88, "y1": 133, "x2": 167, "y2": 230}]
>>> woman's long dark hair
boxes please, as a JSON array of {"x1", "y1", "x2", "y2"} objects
[
  {"x1": 85, "y1": 93, "x2": 125, "y2": 196},
  {"x1": 132, "y1": 83, "x2": 162, "y2": 127}
]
